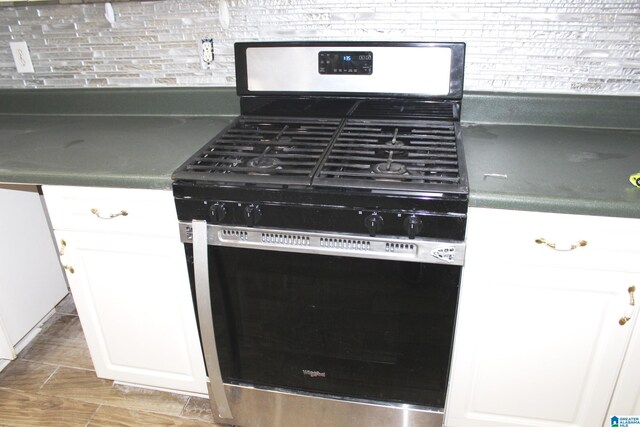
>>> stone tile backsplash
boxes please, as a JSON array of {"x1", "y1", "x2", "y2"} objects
[{"x1": 0, "y1": 0, "x2": 638, "y2": 94}]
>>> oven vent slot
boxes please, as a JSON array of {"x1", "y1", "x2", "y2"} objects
[
  {"x1": 385, "y1": 243, "x2": 415, "y2": 253},
  {"x1": 320, "y1": 238, "x2": 371, "y2": 251},
  {"x1": 262, "y1": 233, "x2": 311, "y2": 246},
  {"x1": 222, "y1": 229, "x2": 248, "y2": 240}
]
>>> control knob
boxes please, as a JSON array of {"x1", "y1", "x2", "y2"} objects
[
  {"x1": 364, "y1": 213, "x2": 384, "y2": 237},
  {"x1": 403, "y1": 215, "x2": 423, "y2": 239},
  {"x1": 243, "y1": 204, "x2": 262, "y2": 227},
  {"x1": 208, "y1": 202, "x2": 227, "y2": 223}
]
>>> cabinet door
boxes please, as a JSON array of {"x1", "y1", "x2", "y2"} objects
[
  {"x1": 0, "y1": 185, "x2": 68, "y2": 355},
  {"x1": 445, "y1": 265, "x2": 637, "y2": 427},
  {"x1": 56, "y1": 230, "x2": 207, "y2": 394},
  {"x1": 607, "y1": 297, "x2": 640, "y2": 419}
]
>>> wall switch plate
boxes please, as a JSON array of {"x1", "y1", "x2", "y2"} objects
[
  {"x1": 9, "y1": 41, "x2": 34, "y2": 73},
  {"x1": 199, "y1": 38, "x2": 214, "y2": 69}
]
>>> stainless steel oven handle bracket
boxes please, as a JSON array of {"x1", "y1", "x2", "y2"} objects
[{"x1": 192, "y1": 220, "x2": 234, "y2": 422}]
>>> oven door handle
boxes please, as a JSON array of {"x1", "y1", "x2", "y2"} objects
[{"x1": 192, "y1": 220, "x2": 234, "y2": 422}]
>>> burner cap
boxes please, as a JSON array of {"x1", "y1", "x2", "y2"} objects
[
  {"x1": 247, "y1": 157, "x2": 281, "y2": 170},
  {"x1": 372, "y1": 162, "x2": 407, "y2": 175}
]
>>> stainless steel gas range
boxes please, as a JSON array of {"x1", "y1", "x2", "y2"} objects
[{"x1": 172, "y1": 41, "x2": 467, "y2": 427}]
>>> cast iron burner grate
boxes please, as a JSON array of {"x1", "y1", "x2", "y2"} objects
[
  {"x1": 175, "y1": 116, "x2": 341, "y2": 186},
  {"x1": 314, "y1": 118, "x2": 463, "y2": 192}
]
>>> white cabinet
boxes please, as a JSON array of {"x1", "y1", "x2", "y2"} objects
[
  {"x1": 445, "y1": 208, "x2": 640, "y2": 427},
  {"x1": 608, "y1": 309, "x2": 640, "y2": 418},
  {"x1": 0, "y1": 184, "x2": 68, "y2": 361},
  {"x1": 42, "y1": 185, "x2": 207, "y2": 394}
]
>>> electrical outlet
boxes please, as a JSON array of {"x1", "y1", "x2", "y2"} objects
[
  {"x1": 200, "y1": 38, "x2": 214, "y2": 69},
  {"x1": 9, "y1": 41, "x2": 34, "y2": 73}
]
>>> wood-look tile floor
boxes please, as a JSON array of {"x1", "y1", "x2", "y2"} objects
[{"x1": 0, "y1": 295, "x2": 221, "y2": 426}]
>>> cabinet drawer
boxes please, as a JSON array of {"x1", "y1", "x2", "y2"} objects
[
  {"x1": 43, "y1": 185, "x2": 179, "y2": 237},
  {"x1": 466, "y1": 207, "x2": 640, "y2": 273}
]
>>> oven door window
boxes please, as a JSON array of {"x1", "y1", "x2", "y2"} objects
[{"x1": 195, "y1": 245, "x2": 460, "y2": 408}]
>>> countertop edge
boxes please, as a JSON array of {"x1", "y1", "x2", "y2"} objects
[
  {"x1": 470, "y1": 192, "x2": 640, "y2": 220},
  {"x1": 0, "y1": 173, "x2": 173, "y2": 191}
]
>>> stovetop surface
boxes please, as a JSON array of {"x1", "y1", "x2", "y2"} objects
[
  {"x1": 316, "y1": 117, "x2": 461, "y2": 192},
  {"x1": 175, "y1": 116, "x2": 339, "y2": 187},
  {"x1": 172, "y1": 98, "x2": 468, "y2": 197}
]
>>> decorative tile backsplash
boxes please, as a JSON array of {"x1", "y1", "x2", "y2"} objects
[{"x1": 0, "y1": 0, "x2": 638, "y2": 94}]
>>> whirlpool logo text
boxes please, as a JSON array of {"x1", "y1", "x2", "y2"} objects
[{"x1": 302, "y1": 370, "x2": 326, "y2": 378}]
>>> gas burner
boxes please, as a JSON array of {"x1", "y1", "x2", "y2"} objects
[
  {"x1": 246, "y1": 145, "x2": 283, "y2": 172},
  {"x1": 246, "y1": 156, "x2": 281, "y2": 171},
  {"x1": 371, "y1": 161, "x2": 407, "y2": 175},
  {"x1": 373, "y1": 136, "x2": 408, "y2": 176}
]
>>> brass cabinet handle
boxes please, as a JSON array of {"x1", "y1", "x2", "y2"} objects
[
  {"x1": 90, "y1": 208, "x2": 128, "y2": 219},
  {"x1": 619, "y1": 286, "x2": 636, "y2": 326},
  {"x1": 58, "y1": 238, "x2": 73, "y2": 274},
  {"x1": 58, "y1": 239, "x2": 67, "y2": 256},
  {"x1": 535, "y1": 238, "x2": 587, "y2": 251}
]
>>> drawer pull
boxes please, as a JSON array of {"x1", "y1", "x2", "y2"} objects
[
  {"x1": 58, "y1": 239, "x2": 67, "y2": 256},
  {"x1": 91, "y1": 208, "x2": 128, "y2": 220},
  {"x1": 63, "y1": 265, "x2": 75, "y2": 274},
  {"x1": 535, "y1": 238, "x2": 587, "y2": 251},
  {"x1": 619, "y1": 286, "x2": 636, "y2": 326}
]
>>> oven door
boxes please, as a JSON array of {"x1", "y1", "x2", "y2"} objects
[{"x1": 182, "y1": 221, "x2": 463, "y2": 422}]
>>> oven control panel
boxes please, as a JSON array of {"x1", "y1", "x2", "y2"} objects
[
  {"x1": 175, "y1": 199, "x2": 466, "y2": 241},
  {"x1": 318, "y1": 51, "x2": 373, "y2": 75}
]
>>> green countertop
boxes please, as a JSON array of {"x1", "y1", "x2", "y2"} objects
[
  {"x1": 0, "y1": 114, "x2": 234, "y2": 190},
  {"x1": 0, "y1": 89, "x2": 638, "y2": 219},
  {"x1": 463, "y1": 124, "x2": 640, "y2": 218}
]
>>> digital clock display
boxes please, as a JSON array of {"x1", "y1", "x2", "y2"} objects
[{"x1": 318, "y1": 51, "x2": 373, "y2": 75}]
